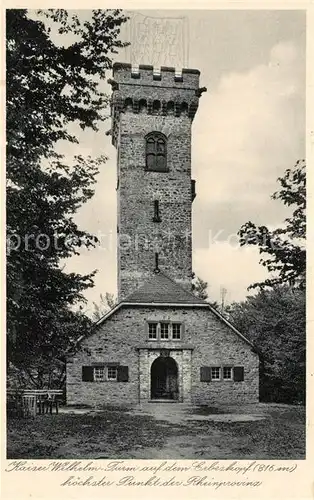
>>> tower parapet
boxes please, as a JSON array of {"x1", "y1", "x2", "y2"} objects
[{"x1": 110, "y1": 63, "x2": 205, "y2": 148}]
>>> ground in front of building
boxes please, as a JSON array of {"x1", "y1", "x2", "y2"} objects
[{"x1": 7, "y1": 402, "x2": 305, "y2": 459}]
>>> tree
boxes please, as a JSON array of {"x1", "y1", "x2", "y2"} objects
[
  {"x1": 191, "y1": 275, "x2": 208, "y2": 300},
  {"x1": 191, "y1": 274, "x2": 219, "y2": 309},
  {"x1": 238, "y1": 159, "x2": 306, "y2": 289},
  {"x1": 226, "y1": 285, "x2": 305, "y2": 403},
  {"x1": 6, "y1": 9, "x2": 129, "y2": 386},
  {"x1": 92, "y1": 293, "x2": 117, "y2": 321},
  {"x1": 234, "y1": 160, "x2": 306, "y2": 403}
]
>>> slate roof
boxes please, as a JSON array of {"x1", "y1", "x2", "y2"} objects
[
  {"x1": 122, "y1": 271, "x2": 207, "y2": 305},
  {"x1": 69, "y1": 271, "x2": 257, "y2": 351}
]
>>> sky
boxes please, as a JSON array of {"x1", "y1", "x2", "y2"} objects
[{"x1": 58, "y1": 10, "x2": 305, "y2": 314}]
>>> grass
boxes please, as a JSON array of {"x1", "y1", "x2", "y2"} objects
[
  {"x1": 6, "y1": 407, "x2": 186, "y2": 459},
  {"x1": 6, "y1": 403, "x2": 305, "y2": 460},
  {"x1": 186, "y1": 405, "x2": 305, "y2": 459}
]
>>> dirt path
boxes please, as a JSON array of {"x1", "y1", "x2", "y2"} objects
[
  {"x1": 123, "y1": 402, "x2": 267, "y2": 459},
  {"x1": 127, "y1": 402, "x2": 267, "y2": 423}
]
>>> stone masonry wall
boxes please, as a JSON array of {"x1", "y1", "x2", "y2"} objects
[
  {"x1": 118, "y1": 113, "x2": 193, "y2": 299},
  {"x1": 111, "y1": 64, "x2": 201, "y2": 301},
  {"x1": 66, "y1": 305, "x2": 259, "y2": 406}
]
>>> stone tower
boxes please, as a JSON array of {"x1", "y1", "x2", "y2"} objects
[{"x1": 110, "y1": 63, "x2": 205, "y2": 301}]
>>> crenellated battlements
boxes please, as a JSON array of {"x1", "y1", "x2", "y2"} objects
[
  {"x1": 110, "y1": 62, "x2": 206, "y2": 147},
  {"x1": 112, "y1": 62, "x2": 200, "y2": 88}
]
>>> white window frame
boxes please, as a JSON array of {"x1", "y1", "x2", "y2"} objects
[
  {"x1": 160, "y1": 322, "x2": 170, "y2": 339},
  {"x1": 171, "y1": 323, "x2": 182, "y2": 340},
  {"x1": 147, "y1": 321, "x2": 183, "y2": 341},
  {"x1": 223, "y1": 366, "x2": 233, "y2": 380},
  {"x1": 94, "y1": 367, "x2": 105, "y2": 382},
  {"x1": 148, "y1": 322, "x2": 158, "y2": 340},
  {"x1": 211, "y1": 367, "x2": 221, "y2": 381},
  {"x1": 107, "y1": 366, "x2": 118, "y2": 381}
]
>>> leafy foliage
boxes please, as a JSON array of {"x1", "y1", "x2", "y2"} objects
[
  {"x1": 6, "y1": 9, "x2": 128, "y2": 386},
  {"x1": 92, "y1": 293, "x2": 117, "y2": 321},
  {"x1": 191, "y1": 274, "x2": 219, "y2": 309},
  {"x1": 232, "y1": 160, "x2": 306, "y2": 403},
  {"x1": 7, "y1": 9, "x2": 128, "y2": 170},
  {"x1": 191, "y1": 274, "x2": 209, "y2": 300},
  {"x1": 238, "y1": 160, "x2": 306, "y2": 289},
  {"x1": 226, "y1": 286, "x2": 305, "y2": 403}
]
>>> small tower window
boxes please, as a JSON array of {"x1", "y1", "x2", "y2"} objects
[
  {"x1": 154, "y1": 252, "x2": 160, "y2": 273},
  {"x1": 153, "y1": 100, "x2": 161, "y2": 113},
  {"x1": 153, "y1": 200, "x2": 161, "y2": 222},
  {"x1": 145, "y1": 132, "x2": 168, "y2": 172}
]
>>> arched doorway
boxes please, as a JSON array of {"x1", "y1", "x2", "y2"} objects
[{"x1": 151, "y1": 356, "x2": 179, "y2": 400}]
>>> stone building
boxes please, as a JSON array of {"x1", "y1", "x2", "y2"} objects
[{"x1": 66, "y1": 63, "x2": 259, "y2": 406}]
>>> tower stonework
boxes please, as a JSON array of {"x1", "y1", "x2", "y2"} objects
[{"x1": 111, "y1": 63, "x2": 203, "y2": 300}]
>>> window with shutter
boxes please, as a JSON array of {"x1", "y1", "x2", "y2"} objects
[
  {"x1": 94, "y1": 366, "x2": 105, "y2": 381},
  {"x1": 200, "y1": 366, "x2": 211, "y2": 382},
  {"x1": 233, "y1": 366, "x2": 244, "y2": 382},
  {"x1": 223, "y1": 366, "x2": 233, "y2": 380},
  {"x1": 82, "y1": 366, "x2": 94, "y2": 382},
  {"x1": 117, "y1": 366, "x2": 129, "y2": 382},
  {"x1": 211, "y1": 367, "x2": 221, "y2": 380},
  {"x1": 107, "y1": 366, "x2": 118, "y2": 380}
]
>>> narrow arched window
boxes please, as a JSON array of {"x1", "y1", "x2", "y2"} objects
[{"x1": 145, "y1": 132, "x2": 167, "y2": 172}]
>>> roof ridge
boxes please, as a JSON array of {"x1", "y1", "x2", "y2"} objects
[
  {"x1": 122, "y1": 270, "x2": 208, "y2": 305},
  {"x1": 156, "y1": 270, "x2": 208, "y2": 303}
]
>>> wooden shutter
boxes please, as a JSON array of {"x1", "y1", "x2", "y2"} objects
[
  {"x1": 117, "y1": 366, "x2": 129, "y2": 382},
  {"x1": 82, "y1": 366, "x2": 94, "y2": 382},
  {"x1": 233, "y1": 366, "x2": 244, "y2": 382},
  {"x1": 200, "y1": 366, "x2": 211, "y2": 382}
]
